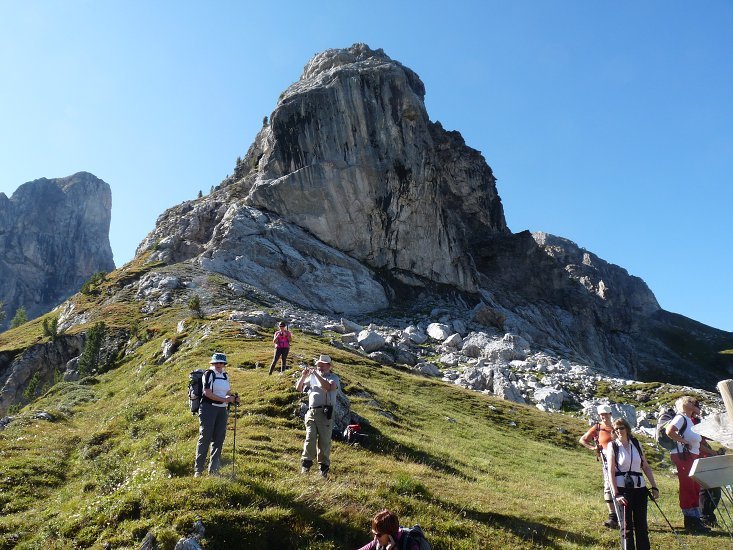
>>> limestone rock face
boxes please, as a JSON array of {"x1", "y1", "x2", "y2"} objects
[
  {"x1": 0, "y1": 335, "x2": 84, "y2": 416},
  {"x1": 531, "y1": 232, "x2": 660, "y2": 316},
  {"x1": 0, "y1": 172, "x2": 115, "y2": 328},
  {"x1": 132, "y1": 44, "x2": 731, "y2": 388},
  {"x1": 238, "y1": 43, "x2": 508, "y2": 290},
  {"x1": 196, "y1": 206, "x2": 388, "y2": 314}
]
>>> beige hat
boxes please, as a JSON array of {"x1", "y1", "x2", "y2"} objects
[
  {"x1": 597, "y1": 404, "x2": 612, "y2": 415},
  {"x1": 315, "y1": 354, "x2": 332, "y2": 366}
]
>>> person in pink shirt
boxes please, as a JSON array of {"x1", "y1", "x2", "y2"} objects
[{"x1": 268, "y1": 321, "x2": 292, "y2": 375}]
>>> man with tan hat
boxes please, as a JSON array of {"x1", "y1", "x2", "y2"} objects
[
  {"x1": 580, "y1": 404, "x2": 618, "y2": 528},
  {"x1": 296, "y1": 354, "x2": 340, "y2": 478}
]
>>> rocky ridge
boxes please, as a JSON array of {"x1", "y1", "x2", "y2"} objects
[
  {"x1": 131, "y1": 43, "x2": 732, "y2": 390},
  {"x1": 0, "y1": 172, "x2": 115, "y2": 330},
  {"x1": 1, "y1": 264, "x2": 722, "y2": 437}
]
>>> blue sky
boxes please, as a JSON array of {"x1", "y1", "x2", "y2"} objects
[{"x1": 1, "y1": 1, "x2": 731, "y2": 331}]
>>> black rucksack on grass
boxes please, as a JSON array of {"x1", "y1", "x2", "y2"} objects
[
  {"x1": 400, "y1": 525, "x2": 432, "y2": 550},
  {"x1": 655, "y1": 408, "x2": 687, "y2": 451}
]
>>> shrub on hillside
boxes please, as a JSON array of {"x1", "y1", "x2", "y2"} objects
[
  {"x1": 42, "y1": 316, "x2": 62, "y2": 341},
  {"x1": 77, "y1": 322, "x2": 114, "y2": 375},
  {"x1": 80, "y1": 271, "x2": 107, "y2": 295}
]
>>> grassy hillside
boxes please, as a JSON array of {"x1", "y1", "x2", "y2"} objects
[{"x1": 0, "y1": 292, "x2": 728, "y2": 548}]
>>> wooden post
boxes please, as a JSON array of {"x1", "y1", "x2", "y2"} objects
[{"x1": 717, "y1": 379, "x2": 733, "y2": 425}]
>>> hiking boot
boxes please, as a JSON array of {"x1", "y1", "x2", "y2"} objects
[
  {"x1": 701, "y1": 514, "x2": 718, "y2": 528},
  {"x1": 319, "y1": 469, "x2": 328, "y2": 480},
  {"x1": 684, "y1": 515, "x2": 711, "y2": 533},
  {"x1": 300, "y1": 466, "x2": 310, "y2": 474},
  {"x1": 193, "y1": 471, "x2": 202, "y2": 478},
  {"x1": 603, "y1": 514, "x2": 619, "y2": 529}
]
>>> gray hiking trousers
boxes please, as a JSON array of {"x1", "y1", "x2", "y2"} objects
[{"x1": 195, "y1": 401, "x2": 228, "y2": 474}]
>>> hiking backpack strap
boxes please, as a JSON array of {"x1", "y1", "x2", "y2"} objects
[
  {"x1": 612, "y1": 439, "x2": 643, "y2": 470},
  {"x1": 673, "y1": 415, "x2": 688, "y2": 453},
  {"x1": 202, "y1": 369, "x2": 214, "y2": 403},
  {"x1": 630, "y1": 437, "x2": 643, "y2": 460},
  {"x1": 679, "y1": 417, "x2": 688, "y2": 437}
]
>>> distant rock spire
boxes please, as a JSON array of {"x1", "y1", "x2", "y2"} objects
[{"x1": 0, "y1": 172, "x2": 115, "y2": 329}]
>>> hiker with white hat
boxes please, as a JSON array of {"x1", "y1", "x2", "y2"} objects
[
  {"x1": 194, "y1": 352, "x2": 239, "y2": 477},
  {"x1": 579, "y1": 404, "x2": 619, "y2": 528},
  {"x1": 296, "y1": 354, "x2": 340, "y2": 478}
]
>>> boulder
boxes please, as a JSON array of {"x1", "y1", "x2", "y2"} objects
[
  {"x1": 404, "y1": 327, "x2": 428, "y2": 345},
  {"x1": 229, "y1": 310, "x2": 278, "y2": 328},
  {"x1": 439, "y1": 353, "x2": 465, "y2": 368},
  {"x1": 340, "y1": 332, "x2": 358, "y2": 345},
  {"x1": 341, "y1": 318, "x2": 364, "y2": 333},
  {"x1": 368, "y1": 351, "x2": 395, "y2": 365},
  {"x1": 357, "y1": 330, "x2": 386, "y2": 353},
  {"x1": 461, "y1": 332, "x2": 492, "y2": 358},
  {"x1": 443, "y1": 333, "x2": 463, "y2": 348},
  {"x1": 533, "y1": 387, "x2": 566, "y2": 412},
  {"x1": 427, "y1": 323, "x2": 452, "y2": 341},
  {"x1": 413, "y1": 362, "x2": 442, "y2": 377},
  {"x1": 451, "y1": 319, "x2": 467, "y2": 335},
  {"x1": 491, "y1": 370, "x2": 526, "y2": 404},
  {"x1": 391, "y1": 347, "x2": 418, "y2": 366}
]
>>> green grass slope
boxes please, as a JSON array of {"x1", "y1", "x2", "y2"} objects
[{"x1": 0, "y1": 295, "x2": 728, "y2": 548}]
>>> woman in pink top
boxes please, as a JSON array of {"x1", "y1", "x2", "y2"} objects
[
  {"x1": 356, "y1": 510, "x2": 421, "y2": 550},
  {"x1": 268, "y1": 321, "x2": 292, "y2": 375}
]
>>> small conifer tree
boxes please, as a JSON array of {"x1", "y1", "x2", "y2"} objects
[
  {"x1": 42, "y1": 316, "x2": 61, "y2": 340},
  {"x1": 11, "y1": 306, "x2": 28, "y2": 328},
  {"x1": 189, "y1": 295, "x2": 203, "y2": 319},
  {"x1": 77, "y1": 321, "x2": 108, "y2": 375}
]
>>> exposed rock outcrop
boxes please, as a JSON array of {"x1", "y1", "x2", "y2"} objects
[
  {"x1": 0, "y1": 335, "x2": 84, "y2": 416},
  {"x1": 239, "y1": 44, "x2": 508, "y2": 290},
  {"x1": 0, "y1": 172, "x2": 115, "y2": 329},
  {"x1": 138, "y1": 43, "x2": 508, "y2": 296},
  {"x1": 133, "y1": 43, "x2": 732, "y2": 389}
]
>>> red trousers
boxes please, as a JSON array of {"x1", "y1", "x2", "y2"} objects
[{"x1": 671, "y1": 451, "x2": 700, "y2": 510}]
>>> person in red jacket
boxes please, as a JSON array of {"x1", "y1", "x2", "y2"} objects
[
  {"x1": 268, "y1": 321, "x2": 292, "y2": 375},
  {"x1": 691, "y1": 402, "x2": 722, "y2": 527}
]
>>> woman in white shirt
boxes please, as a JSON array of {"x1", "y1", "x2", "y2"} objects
[
  {"x1": 665, "y1": 395, "x2": 709, "y2": 533},
  {"x1": 607, "y1": 417, "x2": 659, "y2": 550},
  {"x1": 194, "y1": 352, "x2": 239, "y2": 476}
]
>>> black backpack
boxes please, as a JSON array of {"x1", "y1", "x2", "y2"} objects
[
  {"x1": 188, "y1": 369, "x2": 212, "y2": 414},
  {"x1": 655, "y1": 408, "x2": 687, "y2": 451},
  {"x1": 400, "y1": 525, "x2": 432, "y2": 550}
]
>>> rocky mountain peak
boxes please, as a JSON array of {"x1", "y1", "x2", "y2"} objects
[
  {"x1": 233, "y1": 43, "x2": 508, "y2": 291},
  {"x1": 0, "y1": 172, "x2": 115, "y2": 329},
  {"x1": 135, "y1": 45, "x2": 732, "y2": 387},
  {"x1": 291, "y1": 43, "x2": 425, "y2": 101}
]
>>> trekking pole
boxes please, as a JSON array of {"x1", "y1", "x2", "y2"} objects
[
  {"x1": 717, "y1": 486, "x2": 733, "y2": 537},
  {"x1": 232, "y1": 396, "x2": 238, "y2": 479},
  {"x1": 645, "y1": 488, "x2": 689, "y2": 550},
  {"x1": 619, "y1": 501, "x2": 627, "y2": 550},
  {"x1": 599, "y1": 449, "x2": 626, "y2": 550}
]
